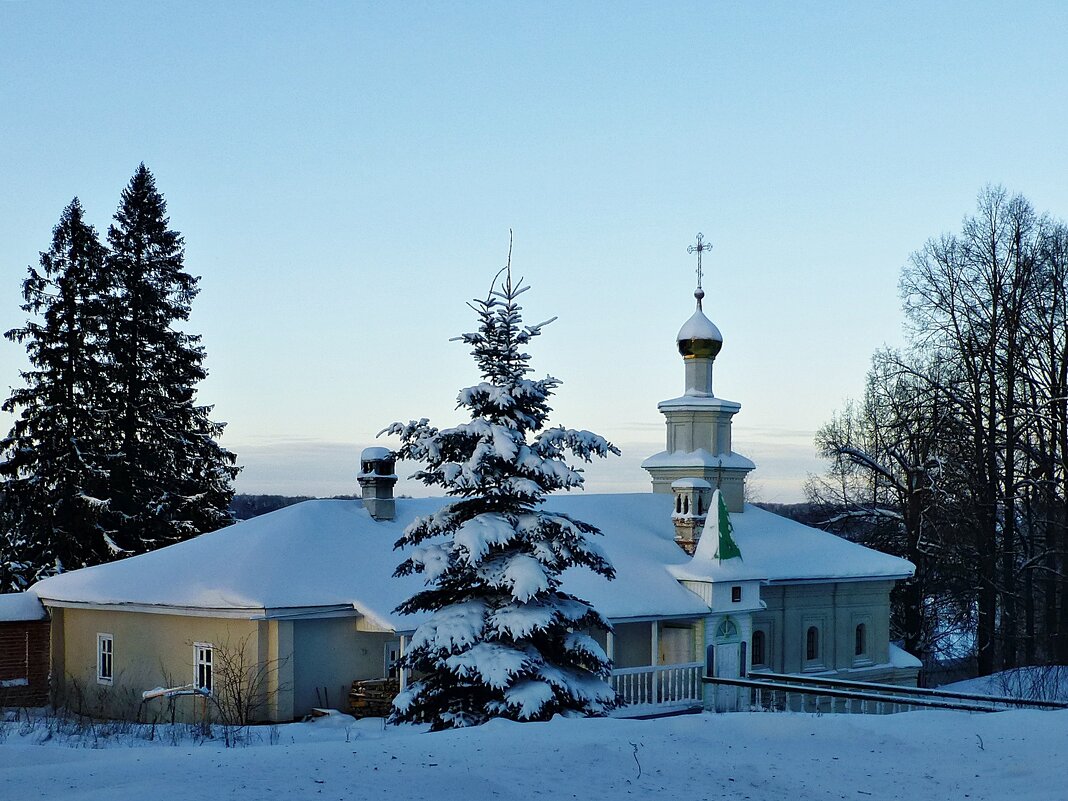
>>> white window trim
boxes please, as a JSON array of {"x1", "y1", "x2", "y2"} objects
[
  {"x1": 193, "y1": 642, "x2": 214, "y2": 694},
  {"x1": 96, "y1": 633, "x2": 114, "y2": 685}
]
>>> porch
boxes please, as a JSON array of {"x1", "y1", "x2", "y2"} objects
[
  {"x1": 607, "y1": 618, "x2": 707, "y2": 716},
  {"x1": 382, "y1": 619, "x2": 713, "y2": 719},
  {"x1": 610, "y1": 661, "x2": 704, "y2": 715}
]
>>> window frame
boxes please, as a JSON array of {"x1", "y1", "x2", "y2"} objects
[
  {"x1": 852, "y1": 614, "x2": 873, "y2": 666},
  {"x1": 193, "y1": 642, "x2": 214, "y2": 694},
  {"x1": 800, "y1": 614, "x2": 828, "y2": 671},
  {"x1": 96, "y1": 633, "x2": 114, "y2": 686},
  {"x1": 715, "y1": 617, "x2": 739, "y2": 640},
  {"x1": 384, "y1": 641, "x2": 401, "y2": 679},
  {"x1": 751, "y1": 629, "x2": 767, "y2": 669},
  {"x1": 802, "y1": 622, "x2": 826, "y2": 671},
  {"x1": 806, "y1": 626, "x2": 819, "y2": 661}
]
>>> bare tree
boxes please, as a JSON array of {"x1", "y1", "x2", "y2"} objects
[{"x1": 812, "y1": 188, "x2": 1068, "y2": 676}]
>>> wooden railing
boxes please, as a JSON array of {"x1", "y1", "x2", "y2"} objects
[{"x1": 611, "y1": 662, "x2": 704, "y2": 710}]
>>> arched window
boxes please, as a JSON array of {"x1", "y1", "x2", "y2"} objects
[
  {"x1": 855, "y1": 623, "x2": 867, "y2": 657},
  {"x1": 675, "y1": 495, "x2": 682, "y2": 514},
  {"x1": 697, "y1": 495, "x2": 704, "y2": 516},
  {"x1": 806, "y1": 626, "x2": 819, "y2": 662},
  {"x1": 683, "y1": 495, "x2": 690, "y2": 514},
  {"x1": 751, "y1": 630, "x2": 766, "y2": 667},
  {"x1": 716, "y1": 618, "x2": 738, "y2": 640}
]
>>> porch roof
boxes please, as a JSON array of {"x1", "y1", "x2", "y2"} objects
[{"x1": 0, "y1": 591, "x2": 47, "y2": 622}]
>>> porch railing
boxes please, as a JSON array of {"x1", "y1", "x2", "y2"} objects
[{"x1": 611, "y1": 661, "x2": 704, "y2": 711}]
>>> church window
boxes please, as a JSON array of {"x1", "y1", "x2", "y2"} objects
[
  {"x1": 855, "y1": 623, "x2": 867, "y2": 657},
  {"x1": 731, "y1": 585, "x2": 742, "y2": 603},
  {"x1": 675, "y1": 496, "x2": 682, "y2": 514},
  {"x1": 683, "y1": 496, "x2": 689, "y2": 514},
  {"x1": 751, "y1": 630, "x2": 766, "y2": 668},
  {"x1": 716, "y1": 618, "x2": 738, "y2": 640},
  {"x1": 697, "y1": 496, "x2": 704, "y2": 515},
  {"x1": 806, "y1": 626, "x2": 820, "y2": 662}
]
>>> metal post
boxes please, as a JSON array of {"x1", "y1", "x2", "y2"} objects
[
  {"x1": 650, "y1": 621, "x2": 660, "y2": 704},
  {"x1": 398, "y1": 634, "x2": 408, "y2": 693}
]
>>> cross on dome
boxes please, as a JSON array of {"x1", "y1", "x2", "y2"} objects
[
  {"x1": 676, "y1": 230, "x2": 723, "y2": 362},
  {"x1": 687, "y1": 232, "x2": 712, "y2": 309}
]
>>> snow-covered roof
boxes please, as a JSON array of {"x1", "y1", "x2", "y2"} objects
[
  {"x1": 361, "y1": 447, "x2": 392, "y2": 460},
  {"x1": 0, "y1": 591, "x2": 47, "y2": 622},
  {"x1": 670, "y1": 503, "x2": 913, "y2": 584},
  {"x1": 641, "y1": 448, "x2": 756, "y2": 472},
  {"x1": 889, "y1": 643, "x2": 922, "y2": 669},
  {"x1": 670, "y1": 478, "x2": 711, "y2": 489},
  {"x1": 32, "y1": 494, "x2": 912, "y2": 630}
]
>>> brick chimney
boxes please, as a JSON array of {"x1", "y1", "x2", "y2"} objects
[
  {"x1": 357, "y1": 447, "x2": 397, "y2": 521},
  {"x1": 671, "y1": 478, "x2": 712, "y2": 554}
]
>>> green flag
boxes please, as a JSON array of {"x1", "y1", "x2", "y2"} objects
[{"x1": 714, "y1": 491, "x2": 742, "y2": 563}]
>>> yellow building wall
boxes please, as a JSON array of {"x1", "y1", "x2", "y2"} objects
[
  {"x1": 49, "y1": 607, "x2": 403, "y2": 723},
  {"x1": 53, "y1": 606, "x2": 264, "y2": 722}
]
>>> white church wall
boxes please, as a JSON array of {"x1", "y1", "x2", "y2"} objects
[{"x1": 758, "y1": 580, "x2": 897, "y2": 676}]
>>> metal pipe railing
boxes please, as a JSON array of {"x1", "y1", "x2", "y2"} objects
[
  {"x1": 702, "y1": 675, "x2": 1010, "y2": 713},
  {"x1": 749, "y1": 671, "x2": 1068, "y2": 710}
]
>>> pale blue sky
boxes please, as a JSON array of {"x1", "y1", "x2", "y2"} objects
[{"x1": 2, "y1": 2, "x2": 1067, "y2": 502}]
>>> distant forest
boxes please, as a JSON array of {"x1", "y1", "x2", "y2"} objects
[
  {"x1": 230, "y1": 494, "x2": 816, "y2": 523},
  {"x1": 229, "y1": 494, "x2": 358, "y2": 520}
]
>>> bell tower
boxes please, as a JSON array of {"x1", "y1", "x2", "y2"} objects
[{"x1": 641, "y1": 233, "x2": 754, "y2": 513}]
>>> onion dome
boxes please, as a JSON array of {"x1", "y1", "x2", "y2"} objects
[{"x1": 676, "y1": 289, "x2": 723, "y2": 359}]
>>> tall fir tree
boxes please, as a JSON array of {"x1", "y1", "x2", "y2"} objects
[
  {"x1": 386, "y1": 253, "x2": 620, "y2": 730},
  {"x1": 1, "y1": 199, "x2": 113, "y2": 590},
  {"x1": 102, "y1": 164, "x2": 239, "y2": 553}
]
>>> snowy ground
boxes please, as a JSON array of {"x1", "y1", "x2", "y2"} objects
[
  {"x1": 942, "y1": 666, "x2": 1068, "y2": 703},
  {"x1": 1, "y1": 707, "x2": 1065, "y2": 801}
]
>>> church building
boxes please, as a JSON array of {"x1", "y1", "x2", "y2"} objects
[{"x1": 24, "y1": 258, "x2": 919, "y2": 721}]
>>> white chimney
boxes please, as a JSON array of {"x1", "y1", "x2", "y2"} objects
[{"x1": 357, "y1": 447, "x2": 398, "y2": 521}]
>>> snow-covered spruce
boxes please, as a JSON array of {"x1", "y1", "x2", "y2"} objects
[
  {"x1": 385, "y1": 255, "x2": 620, "y2": 730},
  {"x1": 101, "y1": 165, "x2": 239, "y2": 554},
  {"x1": 0, "y1": 199, "x2": 113, "y2": 591},
  {"x1": 1, "y1": 167, "x2": 239, "y2": 590}
]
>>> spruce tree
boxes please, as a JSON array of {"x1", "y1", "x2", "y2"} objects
[
  {"x1": 102, "y1": 164, "x2": 238, "y2": 553},
  {"x1": 386, "y1": 253, "x2": 620, "y2": 730},
  {"x1": 0, "y1": 199, "x2": 113, "y2": 590}
]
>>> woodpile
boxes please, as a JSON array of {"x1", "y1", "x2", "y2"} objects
[{"x1": 349, "y1": 678, "x2": 399, "y2": 718}]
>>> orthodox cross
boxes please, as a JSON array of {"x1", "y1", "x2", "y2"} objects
[{"x1": 687, "y1": 232, "x2": 712, "y2": 306}]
